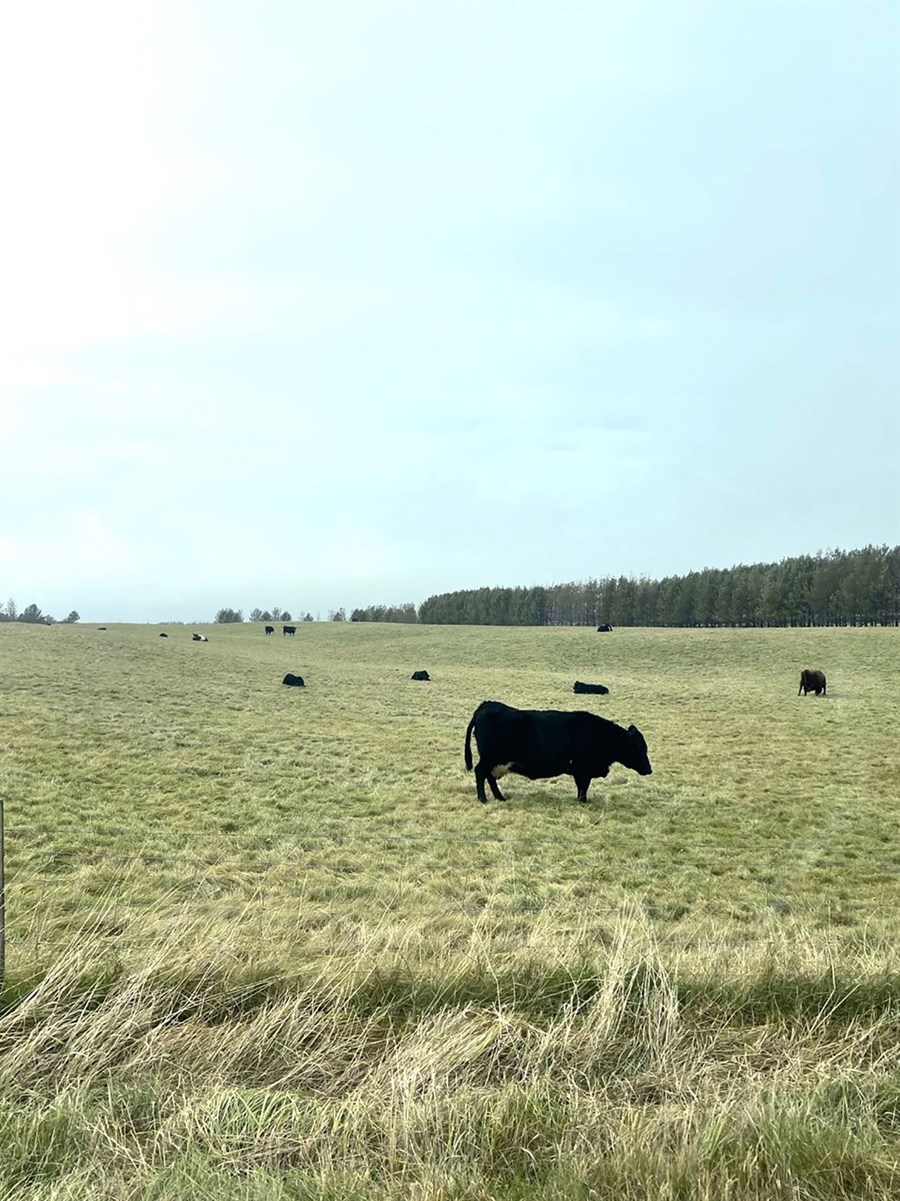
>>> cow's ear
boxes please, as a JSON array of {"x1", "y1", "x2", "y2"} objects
[{"x1": 627, "y1": 724, "x2": 637, "y2": 734}]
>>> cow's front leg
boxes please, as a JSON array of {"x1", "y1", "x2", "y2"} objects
[{"x1": 573, "y1": 773, "x2": 592, "y2": 804}]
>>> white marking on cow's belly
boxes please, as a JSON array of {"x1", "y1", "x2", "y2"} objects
[{"x1": 492, "y1": 764, "x2": 512, "y2": 779}]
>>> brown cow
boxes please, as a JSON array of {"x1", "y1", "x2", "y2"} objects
[{"x1": 798, "y1": 669, "x2": 826, "y2": 696}]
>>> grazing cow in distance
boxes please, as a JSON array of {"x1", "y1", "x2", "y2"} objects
[
  {"x1": 283, "y1": 625, "x2": 297, "y2": 636},
  {"x1": 192, "y1": 633, "x2": 208, "y2": 642},
  {"x1": 799, "y1": 668, "x2": 827, "y2": 696},
  {"x1": 159, "y1": 633, "x2": 168, "y2": 638},
  {"x1": 265, "y1": 625, "x2": 275, "y2": 635},
  {"x1": 464, "y1": 699, "x2": 652, "y2": 804},
  {"x1": 282, "y1": 673, "x2": 305, "y2": 687},
  {"x1": 597, "y1": 623, "x2": 613, "y2": 633},
  {"x1": 573, "y1": 681, "x2": 609, "y2": 695},
  {"x1": 411, "y1": 670, "x2": 430, "y2": 681},
  {"x1": 97, "y1": 627, "x2": 107, "y2": 631}
]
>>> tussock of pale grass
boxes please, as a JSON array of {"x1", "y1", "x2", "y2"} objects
[{"x1": 0, "y1": 906, "x2": 898, "y2": 1197}]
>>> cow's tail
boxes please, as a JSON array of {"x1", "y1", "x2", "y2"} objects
[{"x1": 464, "y1": 707, "x2": 480, "y2": 771}]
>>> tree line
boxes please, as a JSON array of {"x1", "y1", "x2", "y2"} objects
[
  {"x1": 350, "y1": 602, "x2": 418, "y2": 624},
  {"x1": 418, "y1": 546, "x2": 899, "y2": 627},
  {"x1": 10, "y1": 544, "x2": 896, "y2": 631},
  {"x1": 367, "y1": 546, "x2": 898, "y2": 627},
  {"x1": 216, "y1": 607, "x2": 316, "y2": 623},
  {"x1": 0, "y1": 599, "x2": 79, "y2": 625}
]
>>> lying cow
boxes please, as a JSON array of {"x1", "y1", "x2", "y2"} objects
[
  {"x1": 283, "y1": 625, "x2": 297, "y2": 636},
  {"x1": 597, "y1": 623, "x2": 613, "y2": 632},
  {"x1": 799, "y1": 668, "x2": 826, "y2": 696},
  {"x1": 464, "y1": 699, "x2": 651, "y2": 804},
  {"x1": 159, "y1": 633, "x2": 168, "y2": 638},
  {"x1": 411, "y1": 670, "x2": 430, "y2": 681},
  {"x1": 573, "y1": 681, "x2": 609, "y2": 695},
  {"x1": 192, "y1": 633, "x2": 208, "y2": 642},
  {"x1": 282, "y1": 673, "x2": 305, "y2": 687},
  {"x1": 265, "y1": 625, "x2": 274, "y2": 635}
]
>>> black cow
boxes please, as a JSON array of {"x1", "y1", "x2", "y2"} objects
[
  {"x1": 282, "y1": 673, "x2": 305, "y2": 687},
  {"x1": 283, "y1": 625, "x2": 297, "y2": 636},
  {"x1": 97, "y1": 627, "x2": 107, "y2": 631},
  {"x1": 192, "y1": 633, "x2": 208, "y2": 642},
  {"x1": 159, "y1": 633, "x2": 168, "y2": 638},
  {"x1": 597, "y1": 623, "x2": 613, "y2": 632},
  {"x1": 573, "y1": 681, "x2": 609, "y2": 695},
  {"x1": 799, "y1": 668, "x2": 826, "y2": 696},
  {"x1": 464, "y1": 699, "x2": 651, "y2": 804},
  {"x1": 265, "y1": 625, "x2": 275, "y2": 635},
  {"x1": 411, "y1": 670, "x2": 430, "y2": 681}
]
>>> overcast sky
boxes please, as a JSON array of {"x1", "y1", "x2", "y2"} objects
[{"x1": 1, "y1": 0, "x2": 898, "y2": 622}]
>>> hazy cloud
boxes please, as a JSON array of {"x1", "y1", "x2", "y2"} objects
[{"x1": 1, "y1": 0, "x2": 896, "y2": 620}]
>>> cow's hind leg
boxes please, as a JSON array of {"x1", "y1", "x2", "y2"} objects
[
  {"x1": 474, "y1": 762, "x2": 491, "y2": 803},
  {"x1": 474, "y1": 762, "x2": 506, "y2": 803}
]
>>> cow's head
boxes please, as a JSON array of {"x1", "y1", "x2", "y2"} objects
[{"x1": 624, "y1": 724, "x2": 652, "y2": 775}]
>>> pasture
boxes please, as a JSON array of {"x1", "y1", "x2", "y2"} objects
[{"x1": 0, "y1": 621, "x2": 898, "y2": 1199}]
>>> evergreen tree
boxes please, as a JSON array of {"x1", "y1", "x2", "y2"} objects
[{"x1": 214, "y1": 608, "x2": 243, "y2": 623}]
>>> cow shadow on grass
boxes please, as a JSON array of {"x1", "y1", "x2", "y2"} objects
[{"x1": 454, "y1": 780, "x2": 638, "y2": 816}]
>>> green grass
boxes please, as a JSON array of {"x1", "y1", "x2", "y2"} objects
[{"x1": 0, "y1": 620, "x2": 898, "y2": 1197}]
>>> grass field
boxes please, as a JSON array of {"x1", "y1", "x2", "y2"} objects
[{"x1": 1, "y1": 620, "x2": 899, "y2": 1198}]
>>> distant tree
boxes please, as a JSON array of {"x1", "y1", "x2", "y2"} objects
[
  {"x1": 214, "y1": 608, "x2": 243, "y2": 623},
  {"x1": 62, "y1": 610, "x2": 80, "y2": 624},
  {"x1": 4, "y1": 598, "x2": 17, "y2": 621},
  {"x1": 329, "y1": 607, "x2": 346, "y2": 621},
  {"x1": 694, "y1": 570, "x2": 720, "y2": 627},
  {"x1": 303, "y1": 612, "x2": 314, "y2": 622},
  {"x1": 247, "y1": 606, "x2": 290, "y2": 622},
  {"x1": 17, "y1": 603, "x2": 44, "y2": 624}
]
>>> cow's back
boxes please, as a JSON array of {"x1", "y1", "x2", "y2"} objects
[{"x1": 473, "y1": 702, "x2": 574, "y2": 776}]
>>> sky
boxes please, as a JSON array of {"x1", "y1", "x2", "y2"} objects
[{"x1": 1, "y1": 0, "x2": 898, "y2": 622}]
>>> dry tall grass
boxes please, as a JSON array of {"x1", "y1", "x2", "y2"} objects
[{"x1": 0, "y1": 621, "x2": 898, "y2": 1196}]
